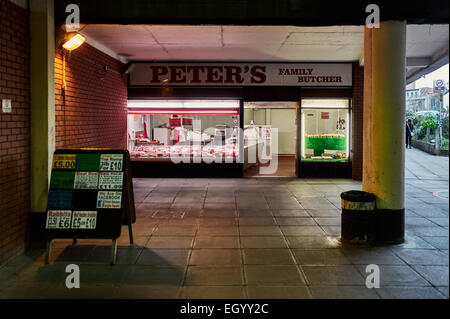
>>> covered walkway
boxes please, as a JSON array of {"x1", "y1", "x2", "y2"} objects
[{"x1": 0, "y1": 149, "x2": 447, "y2": 299}]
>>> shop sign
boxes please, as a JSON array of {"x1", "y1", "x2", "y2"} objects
[
  {"x1": 182, "y1": 118, "x2": 193, "y2": 125},
  {"x1": 2, "y1": 99, "x2": 11, "y2": 113},
  {"x1": 99, "y1": 172, "x2": 124, "y2": 190},
  {"x1": 76, "y1": 153, "x2": 100, "y2": 171},
  {"x1": 71, "y1": 211, "x2": 97, "y2": 229},
  {"x1": 52, "y1": 154, "x2": 76, "y2": 170},
  {"x1": 100, "y1": 154, "x2": 124, "y2": 171},
  {"x1": 169, "y1": 118, "x2": 182, "y2": 127},
  {"x1": 74, "y1": 171, "x2": 99, "y2": 189},
  {"x1": 130, "y1": 63, "x2": 352, "y2": 87},
  {"x1": 45, "y1": 149, "x2": 135, "y2": 265},
  {"x1": 97, "y1": 191, "x2": 122, "y2": 209},
  {"x1": 433, "y1": 79, "x2": 446, "y2": 94},
  {"x1": 50, "y1": 171, "x2": 75, "y2": 189},
  {"x1": 46, "y1": 210, "x2": 72, "y2": 229},
  {"x1": 48, "y1": 190, "x2": 72, "y2": 208},
  {"x1": 261, "y1": 126, "x2": 272, "y2": 140}
]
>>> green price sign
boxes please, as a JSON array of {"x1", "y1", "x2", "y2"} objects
[
  {"x1": 50, "y1": 171, "x2": 75, "y2": 189},
  {"x1": 76, "y1": 154, "x2": 100, "y2": 171}
]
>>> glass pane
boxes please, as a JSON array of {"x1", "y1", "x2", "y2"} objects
[
  {"x1": 301, "y1": 100, "x2": 349, "y2": 162},
  {"x1": 127, "y1": 100, "x2": 241, "y2": 162}
]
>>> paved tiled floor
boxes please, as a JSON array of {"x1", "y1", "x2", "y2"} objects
[{"x1": 0, "y1": 148, "x2": 448, "y2": 299}]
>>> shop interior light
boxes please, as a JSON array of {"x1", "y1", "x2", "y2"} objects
[
  {"x1": 128, "y1": 109, "x2": 239, "y2": 115},
  {"x1": 128, "y1": 101, "x2": 183, "y2": 108},
  {"x1": 62, "y1": 33, "x2": 85, "y2": 51},
  {"x1": 127, "y1": 100, "x2": 240, "y2": 109},
  {"x1": 301, "y1": 99, "x2": 349, "y2": 109},
  {"x1": 183, "y1": 101, "x2": 239, "y2": 109}
]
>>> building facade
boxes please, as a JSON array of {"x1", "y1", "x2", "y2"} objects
[{"x1": 0, "y1": 0, "x2": 448, "y2": 265}]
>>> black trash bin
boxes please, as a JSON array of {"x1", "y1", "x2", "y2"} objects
[{"x1": 340, "y1": 190, "x2": 376, "y2": 243}]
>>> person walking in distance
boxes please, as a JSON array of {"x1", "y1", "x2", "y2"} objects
[{"x1": 406, "y1": 119, "x2": 414, "y2": 149}]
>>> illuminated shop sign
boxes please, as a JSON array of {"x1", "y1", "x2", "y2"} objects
[{"x1": 130, "y1": 63, "x2": 352, "y2": 87}]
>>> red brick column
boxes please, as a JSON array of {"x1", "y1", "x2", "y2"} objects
[
  {"x1": 352, "y1": 62, "x2": 364, "y2": 180},
  {"x1": 0, "y1": 0, "x2": 31, "y2": 265}
]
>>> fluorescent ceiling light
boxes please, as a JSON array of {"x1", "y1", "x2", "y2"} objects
[
  {"x1": 128, "y1": 109, "x2": 239, "y2": 115},
  {"x1": 301, "y1": 99, "x2": 349, "y2": 109},
  {"x1": 127, "y1": 100, "x2": 240, "y2": 109}
]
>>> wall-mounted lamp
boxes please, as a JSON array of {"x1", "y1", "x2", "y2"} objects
[
  {"x1": 62, "y1": 32, "x2": 85, "y2": 51},
  {"x1": 120, "y1": 62, "x2": 136, "y2": 75},
  {"x1": 55, "y1": 29, "x2": 86, "y2": 105}
]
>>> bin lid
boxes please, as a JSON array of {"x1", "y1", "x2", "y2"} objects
[{"x1": 340, "y1": 190, "x2": 376, "y2": 202}]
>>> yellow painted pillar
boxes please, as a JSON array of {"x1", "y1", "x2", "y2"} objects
[
  {"x1": 363, "y1": 21, "x2": 406, "y2": 243},
  {"x1": 30, "y1": 0, "x2": 55, "y2": 213}
]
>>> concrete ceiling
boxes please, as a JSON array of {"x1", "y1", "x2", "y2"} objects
[
  {"x1": 79, "y1": 24, "x2": 449, "y2": 82},
  {"x1": 405, "y1": 25, "x2": 449, "y2": 83},
  {"x1": 80, "y1": 24, "x2": 366, "y2": 61}
]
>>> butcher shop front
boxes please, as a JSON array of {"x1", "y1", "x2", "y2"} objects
[{"x1": 127, "y1": 62, "x2": 360, "y2": 178}]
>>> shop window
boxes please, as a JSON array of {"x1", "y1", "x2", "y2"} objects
[
  {"x1": 301, "y1": 99, "x2": 350, "y2": 162},
  {"x1": 127, "y1": 100, "x2": 240, "y2": 162}
]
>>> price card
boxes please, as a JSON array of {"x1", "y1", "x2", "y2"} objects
[
  {"x1": 47, "y1": 190, "x2": 72, "y2": 208},
  {"x1": 97, "y1": 191, "x2": 122, "y2": 209},
  {"x1": 100, "y1": 154, "x2": 124, "y2": 171},
  {"x1": 50, "y1": 171, "x2": 75, "y2": 189},
  {"x1": 52, "y1": 154, "x2": 76, "y2": 170},
  {"x1": 74, "y1": 172, "x2": 99, "y2": 189},
  {"x1": 71, "y1": 211, "x2": 97, "y2": 229},
  {"x1": 46, "y1": 210, "x2": 72, "y2": 229},
  {"x1": 98, "y1": 172, "x2": 124, "y2": 190},
  {"x1": 76, "y1": 154, "x2": 100, "y2": 171}
]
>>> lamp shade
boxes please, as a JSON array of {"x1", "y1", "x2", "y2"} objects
[{"x1": 62, "y1": 33, "x2": 85, "y2": 51}]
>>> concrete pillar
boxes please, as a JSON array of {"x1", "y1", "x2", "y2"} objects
[
  {"x1": 30, "y1": 0, "x2": 55, "y2": 213},
  {"x1": 363, "y1": 21, "x2": 406, "y2": 243}
]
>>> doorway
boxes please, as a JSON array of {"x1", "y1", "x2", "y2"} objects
[{"x1": 243, "y1": 101, "x2": 298, "y2": 177}]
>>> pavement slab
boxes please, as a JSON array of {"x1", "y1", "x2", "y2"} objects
[{"x1": 0, "y1": 147, "x2": 448, "y2": 299}]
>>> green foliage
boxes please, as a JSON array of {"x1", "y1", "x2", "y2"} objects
[
  {"x1": 412, "y1": 114, "x2": 425, "y2": 126},
  {"x1": 407, "y1": 110, "x2": 448, "y2": 144},
  {"x1": 422, "y1": 117, "x2": 438, "y2": 130},
  {"x1": 442, "y1": 115, "x2": 449, "y2": 139},
  {"x1": 417, "y1": 125, "x2": 428, "y2": 140},
  {"x1": 441, "y1": 138, "x2": 449, "y2": 151}
]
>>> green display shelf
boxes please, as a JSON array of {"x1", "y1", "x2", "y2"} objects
[
  {"x1": 301, "y1": 157, "x2": 349, "y2": 162},
  {"x1": 305, "y1": 136, "x2": 347, "y2": 156}
]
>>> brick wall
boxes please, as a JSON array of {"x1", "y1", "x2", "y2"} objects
[
  {"x1": 352, "y1": 62, "x2": 364, "y2": 180},
  {"x1": 55, "y1": 43, "x2": 128, "y2": 149},
  {"x1": 0, "y1": 0, "x2": 31, "y2": 265}
]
